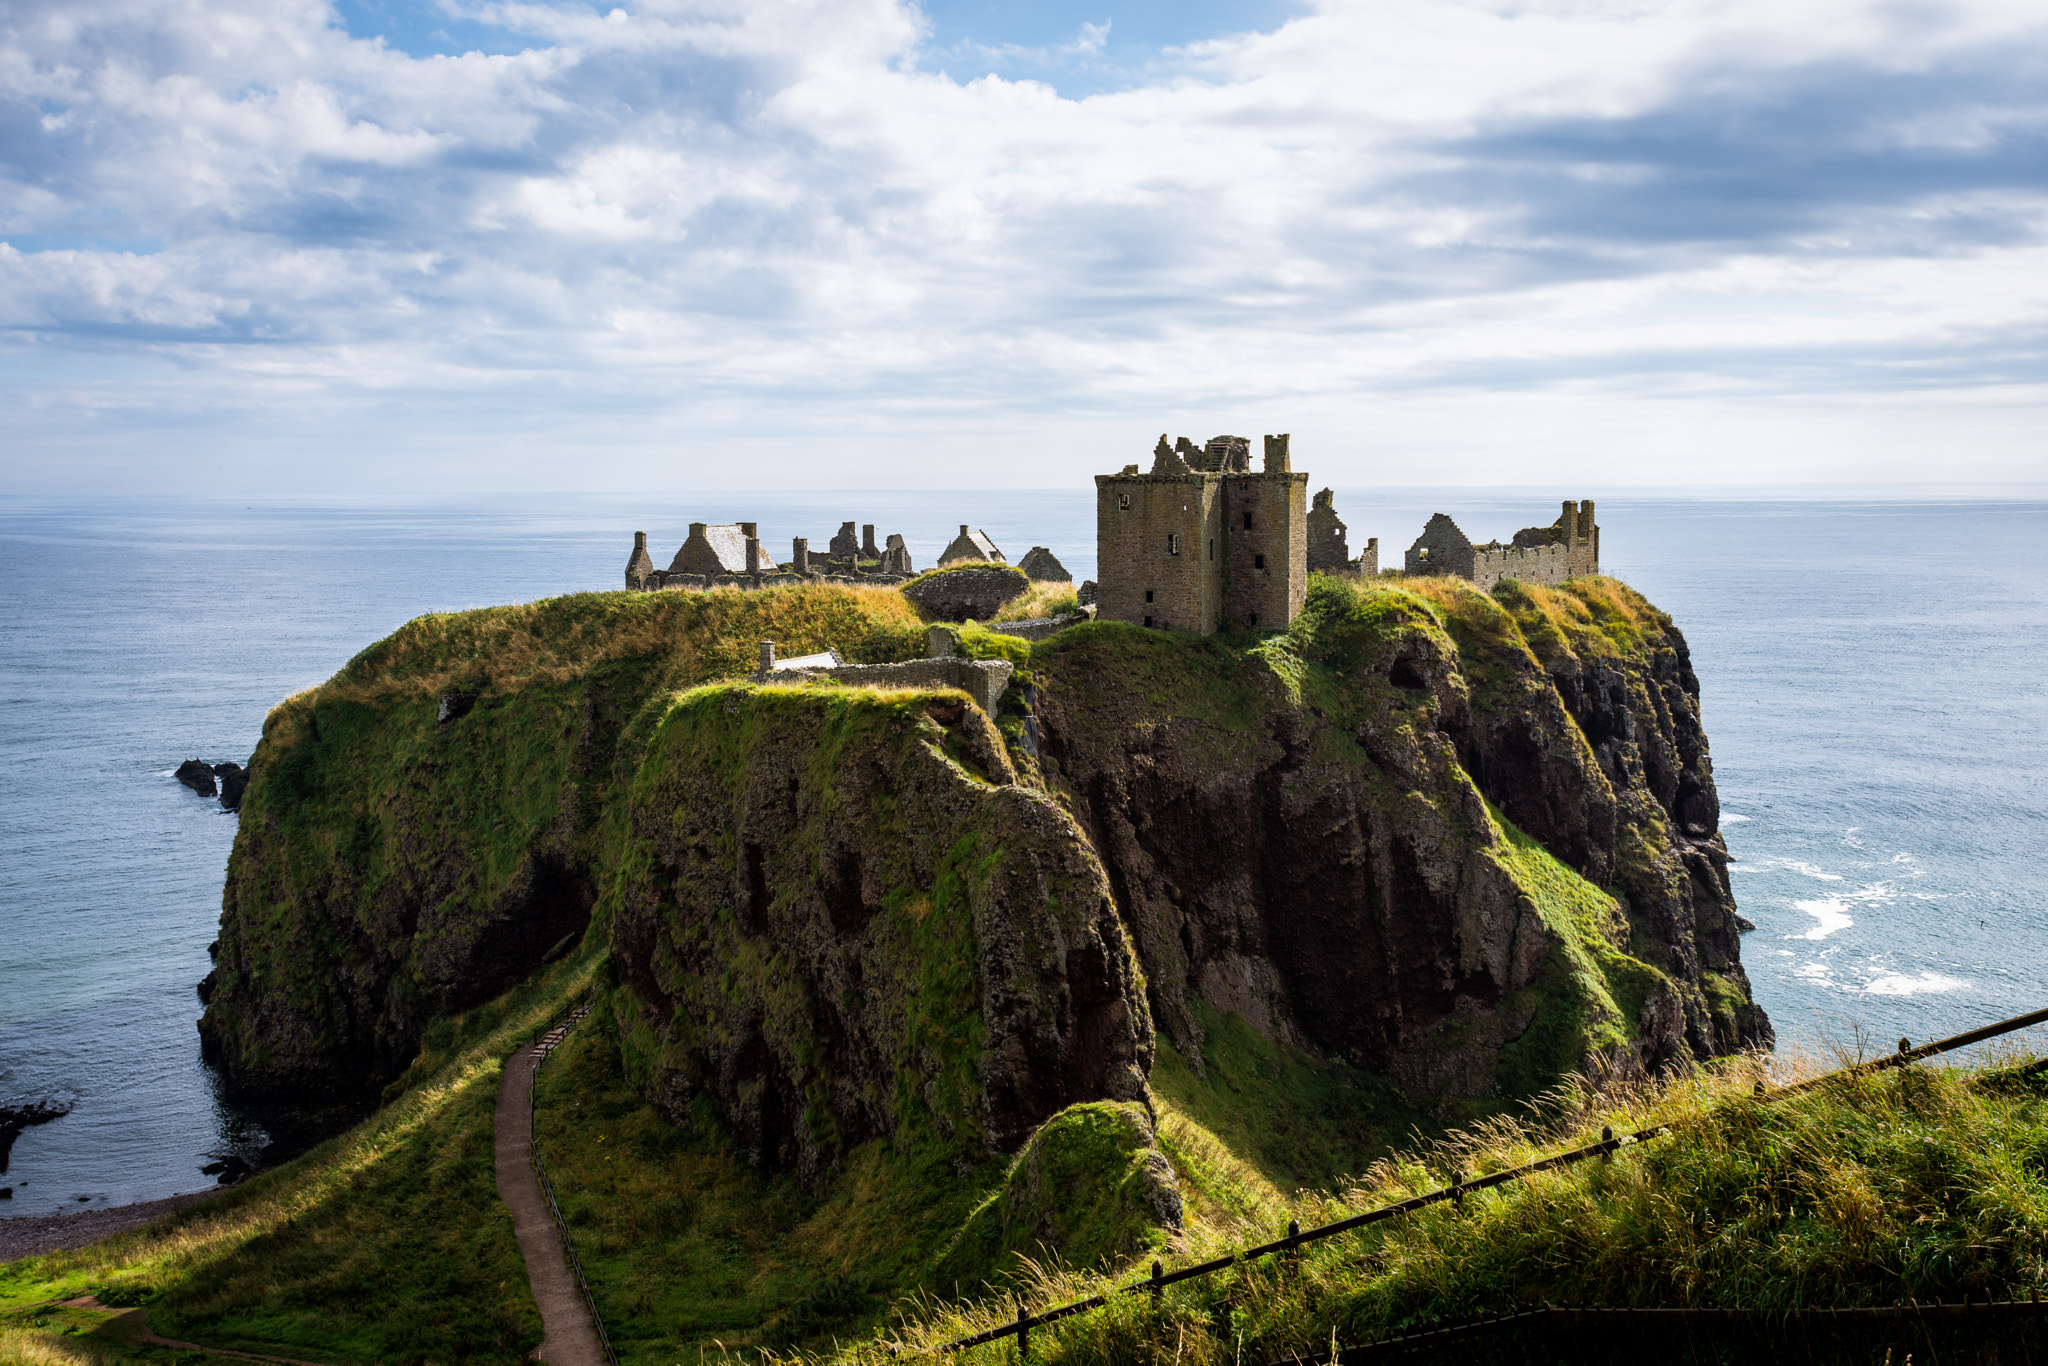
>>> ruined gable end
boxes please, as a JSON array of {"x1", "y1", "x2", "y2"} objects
[
  {"x1": 1307, "y1": 488, "x2": 1350, "y2": 573},
  {"x1": 1017, "y1": 546, "x2": 1073, "y2": 582},
  {"x1": 1404, "y1": 513, "x2": 1475, "y2": 578}
]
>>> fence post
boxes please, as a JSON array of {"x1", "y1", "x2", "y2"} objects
[
  {"x1": 1287, "y1": 1219, "x2": 1300, "y2": 1274},
  {"x1": 1016, "y1": 1299, "x2": 1029, "y2": 1361},
  {"x1": 1151, "y1": 1260, "x2": 1163, "y2": 1310},
  {"x1": 1601, "y1": 1125, "x2": 1613, "y2": 1163}
]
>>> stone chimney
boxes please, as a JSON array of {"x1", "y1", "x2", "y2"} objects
[
  {"x1": 862, "y1": 524, "x2": 879, "y2": 558},
  {"x1": 1262, "y1": 433, "x2": 1291, "y2": 473},
  {"x1": 745, "y1": 537, "x2": 762, "y2": 573},
  {"x1": 792, "y1": 537, "x2": 809, "y2": 573},
  {"x1": 759, "y1": 641, "x2": 776, "y2": 672},
  {"x1": 625, "y1": 530, "x2": 654, "y2": 589}
]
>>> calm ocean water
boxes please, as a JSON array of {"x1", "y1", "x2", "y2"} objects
[{"x1": 2, "y1": 491, "x2": 2044, "y2": 1217}]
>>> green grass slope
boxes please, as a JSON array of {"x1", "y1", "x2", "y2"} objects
[
  {"x1": 0, "y1": 949, "x2": 598, "y2": 1364},
  {"x1": 869, "y1": 1043, "x2": 2048, "y2": 1366},
  {"x1": 2, "y1": 572, "x2": 1798, "y2": 1363}
]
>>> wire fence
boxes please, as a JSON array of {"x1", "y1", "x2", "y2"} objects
[
  {"x1": 527, "y1": 989, "x2": 621, "y2": 1366},
  {"x1": 924, "y1": 1002, "x2": 2048, "y2": 1359}
]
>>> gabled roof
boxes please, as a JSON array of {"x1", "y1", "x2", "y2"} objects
[
  {"x1": 939, "y1": 527, "x2": 1006, "y2": 565},
  {"x1": 670, "y1": 524, "x2": 752, "y2": 575}
]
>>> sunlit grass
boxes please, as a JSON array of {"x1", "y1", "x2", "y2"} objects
[
  {"x1": 798, "y1": 1038, "x2": 2048, "y2": 1366},
  {"x1": 0, "y1": 956, "x2": 598, "y2": 1362}
]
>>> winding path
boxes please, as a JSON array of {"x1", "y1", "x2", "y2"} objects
[{"x1": 496, "y1": 1016, "x2": 608, "y2": 1366}]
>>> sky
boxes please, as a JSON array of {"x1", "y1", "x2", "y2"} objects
[{"x1": 1, "y1": 0, "x2": 2045, "y2": 494}]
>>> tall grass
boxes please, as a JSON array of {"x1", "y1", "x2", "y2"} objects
[
  {"x1": 0, "y1": 952, "x2": 599, "y2": 1362},
  {"x1": 815, "y1": 1038, "x2": 2048, "y2": 1366}
]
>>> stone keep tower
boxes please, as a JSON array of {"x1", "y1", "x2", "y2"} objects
[{"x1": 1095, "y1": 432, "x2": 1309, "y2": 633}]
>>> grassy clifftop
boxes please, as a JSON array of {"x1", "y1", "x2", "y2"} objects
[{"x1": 1, "y1": 571, "x2": 1800, "y2": 1363}]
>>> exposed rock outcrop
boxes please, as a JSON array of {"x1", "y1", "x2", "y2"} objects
[
  {"x1": 609, "y1": 685, "x2": 1151, "y2": 1184},
  {"x1": 0, "y1": 1098, "x2": 73, "y2": 1175},
  {"x1": 1024, "y1": 576, "x2": 1766, "y2": 1108},
  {"x1": 175, "y1": 760, "x2": 217, "y2": 796},
  {"x1": 213, "y1": 761, "x2": 248, "y2": 811}
]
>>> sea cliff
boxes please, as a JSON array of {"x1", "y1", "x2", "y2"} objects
[{"x1": 199, "y1": 574, "x2": 1766, "y2": 1162}]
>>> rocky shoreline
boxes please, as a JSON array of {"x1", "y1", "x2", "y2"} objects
[{"x1": 0, "y1": 1189, "x2": 216, "y2": 1263}]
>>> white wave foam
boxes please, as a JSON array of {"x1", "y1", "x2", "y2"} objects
[
  {"x1": 1790, "y1": 895, "x2": 1854, "y2": 940},
  {"x1": 1863, "y1": 972, "x2": 1968, "y2": 997},
  {"x1": 1722, "y1": 813, "x2": 1752, "y2": 824}
]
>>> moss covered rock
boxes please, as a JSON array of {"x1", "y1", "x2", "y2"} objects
[{"x1": 608, "y1": 683, "x2": 1153, "y2": 1184}]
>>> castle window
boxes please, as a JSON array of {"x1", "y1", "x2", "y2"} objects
[
  {"x1": 1243, "y1": 512, "x2": 1253, "y2": 530},
  {"x1": 1144, "y1": 616, "x2": 1154, "y2": 628},
  {"x1": 1248, "y1": 612, "x2": 1258, "y2": 627},
  {"x1": 1144, "y1": 589, "x2": 1154, "y2": 603},
  {"x1": 1254, "y1": 553, "x2": 1265, "y2": 570},
  {"x1": 1208, "y1": 539, "x2": 1214, "y2": 561},
  {"x1": 1167, "y1": 533, "x2": 1180, "y2": 555},
  {"x1": 1119, "y1": 493, "x2": 1132, "y2": 510}
]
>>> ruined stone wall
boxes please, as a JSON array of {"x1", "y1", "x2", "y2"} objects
[
  {"x1": 1095, "y1": 472, "x2": 1223, "y2": 633},
  {"x1": 1404, "y1": 514, "x2": 1476, "y2": 578},
  {"x1": 1221, "y1": 473, "x2": 1308, "y2": 632},
  {"x1": 1470, "y1": 541, "x2": 1575, "y2": 590}
]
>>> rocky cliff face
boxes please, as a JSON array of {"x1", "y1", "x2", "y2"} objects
[
  {"x1": 1022, "y1": 575, "x2": 1767, "y2": 1109},
  {"x1": 198, "y1": 588, "x2": 931, "y2": 1104},
  {"x1": 201, "y1": 574, "x2": 1765, "y2": 1156},
  {"x1": 607, "y1": 685, "x2": 1151, "y2": 1184}
]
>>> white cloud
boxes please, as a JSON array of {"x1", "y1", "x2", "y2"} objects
[{"x1": 1, "y1": 0, "x2": 2045, "y2": 492}]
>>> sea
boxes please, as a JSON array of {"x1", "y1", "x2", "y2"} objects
[{"x1": 2, "y1": 490, "x2": 2045, "y2": 1218}]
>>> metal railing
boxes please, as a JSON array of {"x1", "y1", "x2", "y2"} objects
[
  {"x1": 526, "y1": 990, "x2": 621, "y2": 1366},
  {"x1": 923, "y1": 1003, "x2": 2048, "y2": 1358}
]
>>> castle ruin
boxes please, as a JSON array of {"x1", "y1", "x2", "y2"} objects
[
  {"x1": 1404, "y1": 502, "x2": 1598, "y2": 589},
  {"x1": 1308, "y1": 488, "x2": 1377, "y2": 576},
  {"x1": 625, "y1": 517, "x2": 920, "y2": 591},
  {"x1": 1094, "y1": 433, "x2": 1309, "y2": 633}
]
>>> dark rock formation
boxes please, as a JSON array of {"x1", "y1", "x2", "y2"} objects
[
  {"x1": 610, "y1": 686, "x2": 1150, "y2": 1184},
  {"x1": 1026, "y1": 577, "x2": 1767, "y2": 1107},
  {"x1": 175, "y1": 760, "x2": 217, "y2": 796},
  {"x1": 213, "y1": 762, "x2": 248, "y2": 811},
  {"x1": 903, "y1": 565, "x2": 1029, "y2": 623},
  {"x1": 0, "y1": 1098, "x2": 73, "y2": 1175}
]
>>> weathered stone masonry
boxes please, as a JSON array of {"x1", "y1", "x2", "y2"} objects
[
  {"x1": 1095, "y1": 433, "x2": 1309, "y2": 634},
  {"x1": 1404, "y1": 501, "x2": 1599, "y2": 589}
]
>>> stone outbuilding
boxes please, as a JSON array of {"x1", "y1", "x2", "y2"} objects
[
  {"x1": 672, "y1": 521, "x2": 763, "y2": 577},
  {"x1": 939, "y1": 526, "x2": 1006, "y2": 566}
]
